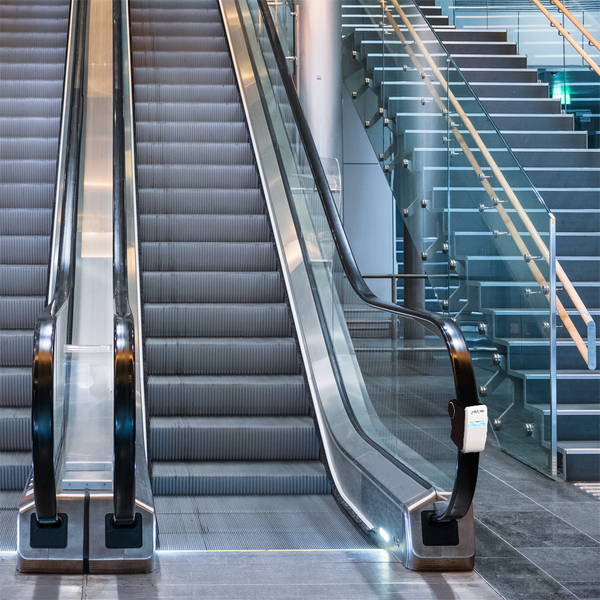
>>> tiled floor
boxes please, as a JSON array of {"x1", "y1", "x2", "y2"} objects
[
  {"x1": 1, "y1": 437, "x2": 598, "y2": 598},
  {"x1": 473, "y1": 437, "x2": 600, "y2": 600}
]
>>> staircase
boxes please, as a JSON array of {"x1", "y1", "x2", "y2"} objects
[
  {"x1": 342, "y1": 0, "x2": 600, "y2": 480},
  {"x1": 0, "y1": 0, "x2": 70, "y2": 550},
  {"x1": 130, "y1": 0, "x2": 372, "y2": 550}
]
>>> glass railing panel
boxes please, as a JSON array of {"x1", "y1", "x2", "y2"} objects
[
  {"x1": 248, "y1": 0, "x2": 461, "y2": 492},
  {"x1": 344, "y1": 0, "x2": 561, "y2": 475}
]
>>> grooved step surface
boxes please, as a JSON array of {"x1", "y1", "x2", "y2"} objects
[
  {"x1": 152, "y1": 461, "x2": 330, "y2": 495},
  {"x1": 148, "y1": 375, "x2": 307, "y2": 416},
  {"x1": 146, "y1": 338, "x2": 300, "y2": 375},
  {"x1": 150, "y1": 416, "x2": 319, "y2": 461},
  {"x1": 145, "y1": 303, "x2": 292, "y2": 337},
  {"x1": 0, "y1": 0, "x2": 67, "y2": 506}
]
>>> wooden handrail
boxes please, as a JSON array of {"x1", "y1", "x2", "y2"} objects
[
  {"x1": 530, "y1": 0, "x2": 600, "y2": 77},
  {"x1": 550, "y1": 0, "x2": 600, "y2": 53},
  {"x1": 383, "y1": 0, "x2": 595, "y2": 366}
]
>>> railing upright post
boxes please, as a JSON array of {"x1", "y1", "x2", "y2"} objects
[{"x1": 550, "y1": 213, "x2": 558, "y2": 478}]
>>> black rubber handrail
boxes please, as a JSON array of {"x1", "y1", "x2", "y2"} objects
[
  {"x1": 112, "y1": 0, "x2": 136, "y2": 526},
  {"x1": 257, "y1": 0, "x2": 481, "y2": 522},
  {"x1": 32, "y1": 0, "x2": 87, "y2": 525}
]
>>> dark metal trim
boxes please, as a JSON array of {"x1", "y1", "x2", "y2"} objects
[
  {"x1": 31, "y1": 0, "x2": 87, "y2": 525},
  {"x1": 112, "y1": 0, "x2": 136, "y2": 525},
  {"x1": 256, "y1": 0, "x2": 480, "y2": 521}
]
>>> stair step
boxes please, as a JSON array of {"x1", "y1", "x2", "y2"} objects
[
  {"x1": 558, "y1": 442, "x2": 600, "y2": 481},
  {"x1": 136, "y1": 142, "x2": 253, "y2": 166},
  {"x1": 142, "y1": 271, "x2": 284, "y2": 303},
  {"x1": 144, "y1": 303, "x2": 292, "y2": 337},
  {"x1": 145, "y1": 337, "x2": 300, "y2": 375},
  {"x1": 133, "y1": 50, "x2": 231, "y2": 69},
  {"x1": 136, "y1": 121, "x2": 248, "y2": 143},
  {"x1": 151, "y1": 461, "x2": 329, "y2": 495},
  {"x1": 148, "y1": 374, "x2": 308, "y2": 416},
  {"x1": 530, "y1": 404, "x2": 600, "y2": 416},
  {"x1": 0, "y1": 235, "x2": 50, "y2": 264},
  {"x1": 135, "y1": 101, "x2": 244, "y2": 123},
  {"x1": 140, "y1": 215, "x2": 269, "y2": 243},
  {"x1": 149, "y1": 416, "x2": 319, "y2": 461},
  {"x1": 0, "y1": 368, "x2": 31, "y2": 408},
  {"x1": 0, "y1": 266, "x2": 47, "y2": 296},
  {"x1": 0, "y1": 331, "x2": 34, "y2": 368},
  {"x1": 0, "y1": 297, "x2": 44, "y2": 329},
  {"x1": 137, "y1": 164, "x2": 259, "y2": 190},
  {"x1": 0, "y1": 408, "x2": 30, "y2": 451},
  {"x1": 0, "y1": 452, "x2": 30, "y2": 490},
  {"x1": 134, "y1": 83, "x2": 239, "y2": 103}
]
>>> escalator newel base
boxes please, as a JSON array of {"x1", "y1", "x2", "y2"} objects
[
  {"x1": 105, "y1": 513, "x2": 143, "y2": 549},
  {"x1": 30, "y1": 513, "x2": 69, "y2": 549},
  {"x1": 420, "y1": 511, "x2": 459, "y2": 546}
]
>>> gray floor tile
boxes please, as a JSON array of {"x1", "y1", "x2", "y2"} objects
[
  {"x1": 519, "y1": 547, "x2": 600, "y2": 584},
  {"x1": 540, "y1": 502, "x2": 600, "y2": 542},
  {"x1": 473, "y1": 520, "x2": 522, "y2": 559},
  {"x1": 479, "y1": 510, "x2": 600, "y2": 549},
  {"x1": 561, "y1": 582, "x2": 600, "y2": 600},
  {"x1": 474, "y1": 557, "x2": 577, "y2": 600}
]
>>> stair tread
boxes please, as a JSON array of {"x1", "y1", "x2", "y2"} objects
[{"x1": 529, "y1": 404, "x2": 600, "y2": 415}]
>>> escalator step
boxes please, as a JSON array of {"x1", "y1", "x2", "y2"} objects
[
  {"x1": 0, "y1": 408, "x2": 31, "y2": 451},
  {"x1": 137, "y1": 164, "x2": 259, "y2": 189},
  {"x1": 147, "y1": 374, "x2": 307, "y2": 416},
  {"x1": 146, "y1": 337, "x2": 300, "y2": 376},
  {"x1": 0, "y1": 99, "x2": 61, "y2": 119},
  {"x1": 0, "y1": 183, "x2": 54, "y2": 209},
  {"x1": 0, "y1": 19, "x2": 68, "y2": 35},
  {"x1": 144, "y1": 303, "x2": 291, "y2": 337},
  {"x1": 0, "y1": 80, "x2": 63, "y2": 99},
  {"x1": 133, "y1": 50, "x2": 231, "y2": 69},
  {"x1": 140, "y1": 214, "x2": 269, "y2": 242},
  {"x1": 129, "y1": 8, "x2": 221, "y2": 23},
  {"x1": 0, "y1": 32, "x2": 67, "y2": 48},
  {"x1": 0, "y1": 368, "x2": 31, "y2": 408},
  {"x1": 0, "y1": 160, "x2": 57, "y2": 183},
  {"x1": 0, "y1": 236, "x2": 50, "y2": 264},
  {"x1": 0, "y1": 5, "x2": 68, "y2": 19},
  {"x1": 131, "y1": 0, "x2": 219, "y2": 8},
  {"x1": 135, "y1": 102, "x2": 244, "y2": 123},
  {"x1": 149, "y1": 416, "x2": 319, "y2": 461},
  {"x1": 0, "y1": 117, "x2": 60, "y2": 138},
  {"x1": 0, "y1": 453, "x2": 30, "y2": 490},
  {"x1": 130, "y1": 21, "x2": 223, "y2": 38},
  {"x1": 0, "y1": 63, "x2": 64, "y2": 80},
  {"x1": 0, "y1": 138, "x2": 59, "y2": 160},
  {"x1": 137, "y1": 142, "x2": 253, "y2": 166},
  {"x1": 134, "y1": 67, "x2": 235, "y2": 86},
  {"x1": 142, "y1": 271, "x2": 284, "y2": 303},
  {"x1": 0, "y1": 297, "x2": 44, "y2": 329},
  {"x1": 141, "y1": 242, "x2": 276, "y2": 272},
  {"x1": 138, "y1": 188, "x2": 263, "y2": 215},
  {"x1": 136, "y1": 121, "x2": 247, "y2": 143},
  {"x1": 0, "y1": 208, "x2": 52, "y2": 234},
  {"x1": 132, "y1": 35, "x2": 228, "y2": 53},
  {"x1": 152, "y1": 461, "x2": 330, "y2": 495},
  {"x1": 134, "y1": 83, "x2": 239, "y2": 103},
  {"x1": 0, "y1": 331, "x2": 34, "y2": 367},
  {"x1": 0, "y1": 48, "x2": 66, "y2": 64}
]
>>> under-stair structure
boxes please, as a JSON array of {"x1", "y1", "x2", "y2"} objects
[
  {"x1": 0, "y1": 0, "x2": 70, "y2": 549},
  {"x1": 130, "y1": 0, "x2": 373, "y2": 550},
  {"x1": 342, "y1": 0, "x2": 600, "y2": 480}
]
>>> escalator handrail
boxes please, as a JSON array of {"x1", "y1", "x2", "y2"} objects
[
  {"x1": 112, "y1": 0, "x2": 136, "y2": 525},
  {"x1": 31, "y1": 0, "x2": 87, "y2": 525},
  {"x1": 257, "y1": 0, "x2": 480, "y2": 522}
]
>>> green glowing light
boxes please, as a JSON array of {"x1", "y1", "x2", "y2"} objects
[{"x1": 552, "y1": 82, "x2": 571, "y2": 105}]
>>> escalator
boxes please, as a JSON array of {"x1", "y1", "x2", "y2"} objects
[
  {"x1": 0, "y1": 0, "x2": 71, "y2": 550},
  {"x1": 131, "y1": 0, "x2": 373, "y2": 550},
  {"x1": 15, "y1": 0, "x2": 486, "y2": 573}
]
